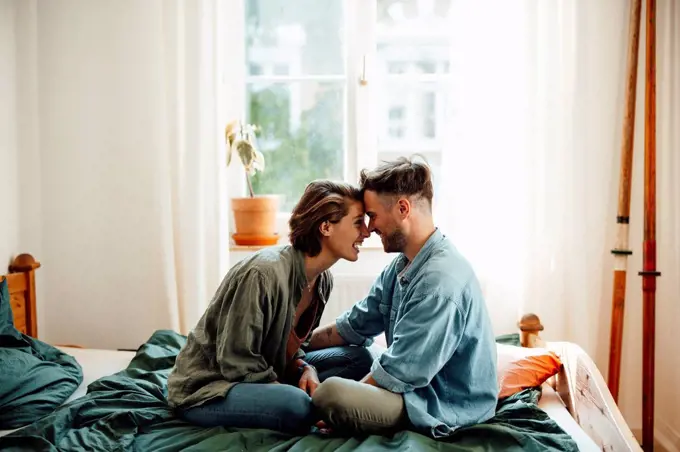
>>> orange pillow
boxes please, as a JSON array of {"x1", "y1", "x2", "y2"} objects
[{"x1": 496, "y1": 343, "x2": 562, "y2": 399}]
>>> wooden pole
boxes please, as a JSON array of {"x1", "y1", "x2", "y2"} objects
[
  {"x1": 607, "y1": 0, "x2": 642, "y2": 403},
  {"x1": 640, "y1": 0, "x2": 660, "y2": 450}
]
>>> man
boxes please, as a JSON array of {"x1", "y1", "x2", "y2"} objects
[{"x1": 305, "y1": 157, "x2": 498, "y2": 438}]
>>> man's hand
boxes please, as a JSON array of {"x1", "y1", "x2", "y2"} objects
[
  {"x1": 298, "y1": 366, "x2": 320, "y2": 396},
  {"x1": 315, "y1": 419, "x2": 333, "y2": 434},
  {"x1": 307, "y1": 323, "x2": 347, "y2": 351}
]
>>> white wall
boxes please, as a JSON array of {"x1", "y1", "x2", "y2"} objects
[
  {"x1": 34, "y1": 0, "x2": 183, "y2": 350},
  {"x1": 0, "y1": 0, "x2": 20, "y2": 266}
]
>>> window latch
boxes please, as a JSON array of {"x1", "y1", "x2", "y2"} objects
[{"x1": 359, "y1": 55, "x2": 368, "y2": 86}]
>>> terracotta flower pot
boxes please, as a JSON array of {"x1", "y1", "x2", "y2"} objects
[{"x1": 231, "y1": 196, "x2": 279, "y2": 246}]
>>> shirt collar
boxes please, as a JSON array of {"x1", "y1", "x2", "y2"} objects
[{"x1": 396, "y1": 228, "x2": 445, "y2": 285}]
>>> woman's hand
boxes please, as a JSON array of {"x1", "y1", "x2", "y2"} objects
[{"x1": 298, "y1": 366, "x2": 320, "y2": 396}]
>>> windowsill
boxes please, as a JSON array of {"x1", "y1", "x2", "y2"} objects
[{"x1": 229, "y1": 242, "x2": 386, "y2": 252}]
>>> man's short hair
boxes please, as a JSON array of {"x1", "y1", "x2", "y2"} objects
[
  {"x1": 289, "y1": 180, "x2": 363, "y2": 257},
  {"x1": 359, "y1": 156, "x2": 433, "y2": 207}
]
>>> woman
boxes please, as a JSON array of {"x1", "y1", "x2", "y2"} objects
[{"x1": 167, "y1": 180, "x2": 371, "y2": 434}]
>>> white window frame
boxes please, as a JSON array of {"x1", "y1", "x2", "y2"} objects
[
  {"x1": 223, "y1": 0, "x2": 450, "y2": 245},
  {"x1": 224, "y1": 0, "x2": 375, "y2": 221}
]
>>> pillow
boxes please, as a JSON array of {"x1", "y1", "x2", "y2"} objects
[{"x1": 496, "y1": 343, "x2": 562, "y2": 399}]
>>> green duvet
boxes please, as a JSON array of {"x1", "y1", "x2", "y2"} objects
[
  {"x1": 0, "y1": 328, "x2": 578, "y2": 452},
  {"x1": 0, "y1": 279, "x2": 83, "y2": 430}
]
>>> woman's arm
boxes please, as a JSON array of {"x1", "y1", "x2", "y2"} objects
[{"x1": 216, "y1": 269, "x2": 278, "y2": 383}]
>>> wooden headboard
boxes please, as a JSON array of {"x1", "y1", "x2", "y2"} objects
[{"x1": 0, "y1": 253, "x2": 40, "y2": 337}]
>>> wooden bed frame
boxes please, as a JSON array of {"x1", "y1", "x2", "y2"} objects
[
  {"x1": 1, "y1": 254, "x2": 641, "y2": 450},
  {"x1": 0, "y1": 253, "x2": 40, "y2": 337}
]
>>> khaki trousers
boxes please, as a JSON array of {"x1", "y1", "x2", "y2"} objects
[{"x1": 312, "y1": 376, "x2": 408, "y2": 435}]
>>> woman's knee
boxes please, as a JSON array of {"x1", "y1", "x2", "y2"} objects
[
  {"x1": 277, "y1": 385, "x2": 315, "y2": 432},
  {"x1": 179, "y1": 384, "x2": 315, "y2": 434}
]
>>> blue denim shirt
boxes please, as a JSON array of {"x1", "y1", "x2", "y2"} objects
[{"x1": 336, "y1": 229, "x2": 498, "y2": 438}]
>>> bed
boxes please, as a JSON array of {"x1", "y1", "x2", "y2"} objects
[{"x1": 0, "y1": 253, "x2": 642, "y2": 451}]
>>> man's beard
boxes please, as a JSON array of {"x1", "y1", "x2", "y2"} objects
[{"x1": 382, "y1": 227, "x2": 407, "y2": 253}]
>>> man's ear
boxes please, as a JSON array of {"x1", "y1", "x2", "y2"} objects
[
  {"x1": 396, "y1": 198, "x2": 411, "y2": 219},
  {"x1": 319, "y1": 220, "x2": 332, "y2": 237}
]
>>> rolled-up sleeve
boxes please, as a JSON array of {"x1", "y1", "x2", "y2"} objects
[
  {"x1": 335, "y1": 270, "x2": 387, "y2": 346},
  {"x1": 371, "y1": 290, "x2": 465, "y2": 393},
  {"x1": 216, "y1": 269, "x2": 278, "y2": 383}
]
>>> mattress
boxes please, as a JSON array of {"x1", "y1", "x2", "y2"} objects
[{"x1": 1, "y1": 348, "x2": 600, "y2": 450}]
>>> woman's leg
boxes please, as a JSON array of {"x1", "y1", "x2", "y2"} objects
[
  {"x1": 178, "y1": 383, "x2": 315, "y2": 435},
  {"x1": 304, "y1": 345, "x2": 375, "y2": 382}
]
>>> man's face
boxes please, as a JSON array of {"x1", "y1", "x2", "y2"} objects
[{"x1": 363, "y1": 190, "x2": 407, "y2": 253}]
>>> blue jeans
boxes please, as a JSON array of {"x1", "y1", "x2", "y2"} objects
[{"x1": 178, "y1": 345, "x2": 373, "y2": 434}]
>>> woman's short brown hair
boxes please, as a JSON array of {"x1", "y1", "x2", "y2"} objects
[{"x1": 289, "y1": 180, "x2": 362, "y2": 257}]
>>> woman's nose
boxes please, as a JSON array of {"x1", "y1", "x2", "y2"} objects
[{"x1": 361, "y1": 223, "x2": 370, "y2": 238}]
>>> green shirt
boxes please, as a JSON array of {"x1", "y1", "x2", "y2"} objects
[{"x1": 167, "y1": 245, "x2": 332, "y2": 409}]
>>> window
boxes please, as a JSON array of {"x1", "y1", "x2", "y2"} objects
[{"x1": 239, "y1": 0, "x2": 452, "y2": 212}]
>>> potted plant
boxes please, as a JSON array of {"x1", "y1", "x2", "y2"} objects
[{"x1": 226, "y1": 120, "x2": 279, "y2": 246}]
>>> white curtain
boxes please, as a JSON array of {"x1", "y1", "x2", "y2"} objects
[
  {"x1": 11, "y1": 0, "x2": 230, "y2": 349},
  {"x1": 160, "y1": 0, "x2": 231, "y2": 335},
  {"x1": 440, "y1": 0, "x2": 679, "y2": 437}
]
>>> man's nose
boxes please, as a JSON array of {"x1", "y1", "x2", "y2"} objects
[{"x1": 367, "y1": 220, "x2": 376, "y2": 233}]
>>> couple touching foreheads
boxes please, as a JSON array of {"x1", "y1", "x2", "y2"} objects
[{"x1": 167, "y1": 157, "x2": 498, "y2": 439}]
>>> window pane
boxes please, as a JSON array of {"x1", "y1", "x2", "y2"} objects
[
  {"x1": 376, "y1": 0, "x2": 452, "y2": 76},
  {"x1": 378, "y1": 42, "x2": 451, "y2": 75},
  {"x1": 245, "y1": 0, "x2": 345, "y2": 76},
  {"x1": 247, "y1": 82, "x2": 345, "y2": 212},
  {"x1": 377, "y1": 81, "x2": 449, "y2": 147},
  {"x1": 373, "y1": 0, "x2": 452, "y2": 196},
  {"x1": 377, "y1": 0, "x2": 451, "y2": 26}
]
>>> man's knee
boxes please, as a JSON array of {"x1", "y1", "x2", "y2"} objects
[
  {"x1": 312, "y1": 377, "x2": 408, "y2": 435},
  {"x1": 311, "y1": 376, "x2": 346, "y2": 412}
]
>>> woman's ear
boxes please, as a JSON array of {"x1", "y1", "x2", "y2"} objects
[{"x1": 319, "y1": 221, "x2": 332, "y2": 237}]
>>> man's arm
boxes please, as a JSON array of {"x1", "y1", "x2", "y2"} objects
[
  {"x1": 306, "y1": 322, "x2": 347, "y2": 351},
  {"x1": 368, "y1": 285, "x2": 466, "y2": 393}
]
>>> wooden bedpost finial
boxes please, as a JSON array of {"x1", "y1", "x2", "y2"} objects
[
  {"x1": 9, "y1": 253, "x2": 41, "y2": 273},
  {"x1": 518, "y1": 313, "x2": 544, "y2": 348}
]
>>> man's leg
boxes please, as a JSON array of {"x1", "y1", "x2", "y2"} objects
[
  {"x1": 312, "y1": 376, "x2": 408, "y2": 436},
  {"x1": 178, "y1": 383, "x2": 315, "y2": 435},
  {"x1": 304, "y1": 345, "x2": 374, "y2": 382}
]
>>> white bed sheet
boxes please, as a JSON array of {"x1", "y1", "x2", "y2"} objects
[
  {"x1": 56, "y1": 346, "x2": 137, "y2": 404},
  {"x1": 2, "y1": 349, "x2": 601, "y2": 451}
]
